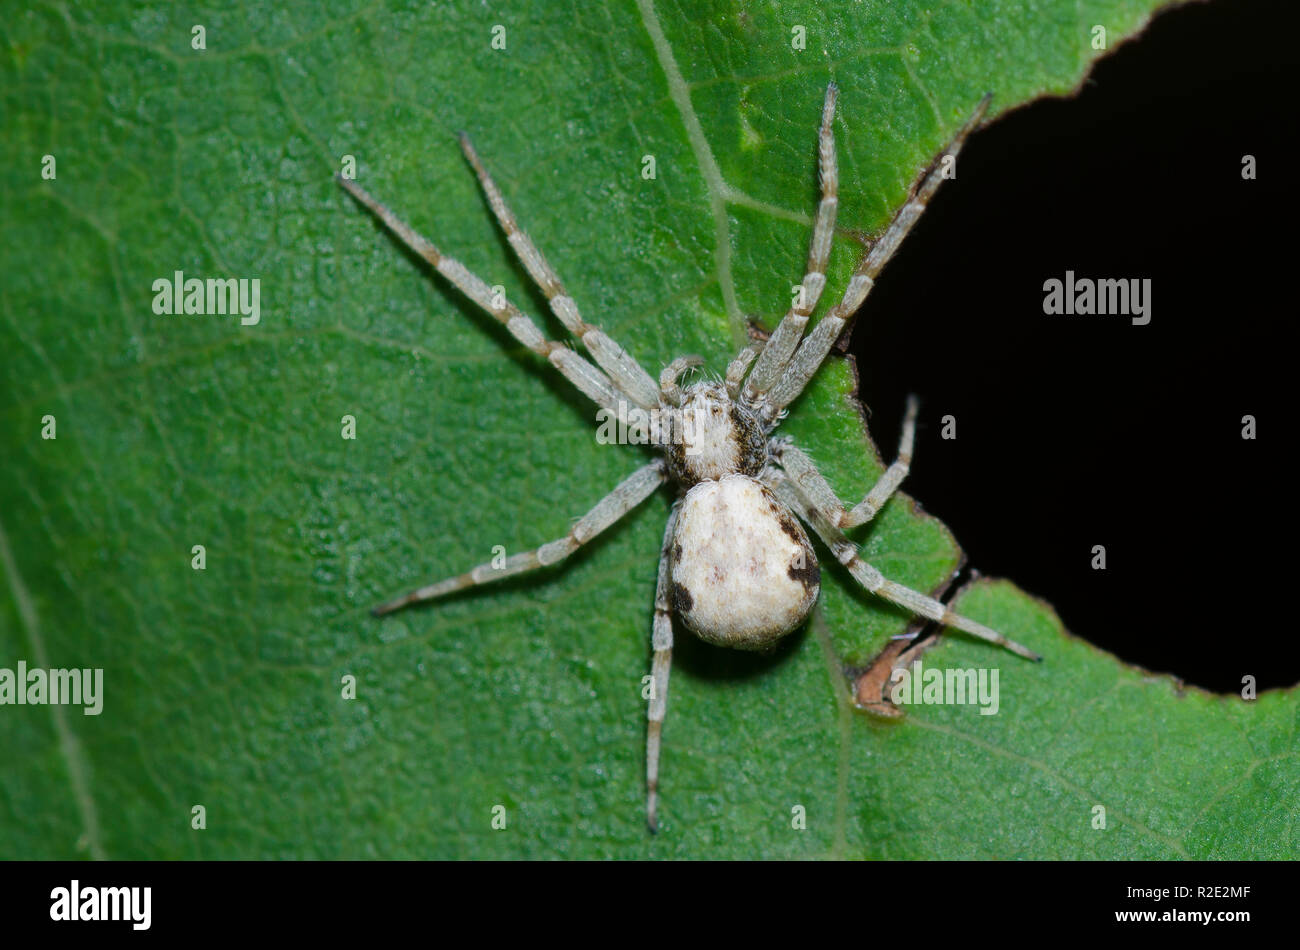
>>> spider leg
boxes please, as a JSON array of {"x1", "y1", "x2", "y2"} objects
[
  {"x1": 371, "y1": 462, "x2": 665, "y2": 616},
  {"x1": 762, "y1": 465, "x2": 1040, "y2": 661},
  {"x1": 459, "y1": 135, "x2": 661, "y2": 411},
  {"x1": 338, "y1": 175, "x2": 624, "y2": 415},
  {"x1": 742, "y1": 82, "x2": 840, "y2": 402},
  {"x1": 759, "y1": 95, "x2": 991, "y2": 427},
  {"x1": 646, "y1": 500, "x2": 681, "y2": 833},
  {"x1": 771, "y1": 395, "x2": 918, "y2": 530},
  {"x1": 725, "y1": 342, "x2": 763, "y2": 399}
]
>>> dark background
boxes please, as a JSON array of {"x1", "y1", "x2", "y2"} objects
[{"x1": 850, "y1": 0, "x2": 1293, "y2": 692}]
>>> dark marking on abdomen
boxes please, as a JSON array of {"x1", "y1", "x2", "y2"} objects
[{"x1": 671, "y1": 582, "x2": 695, "y2": 614}]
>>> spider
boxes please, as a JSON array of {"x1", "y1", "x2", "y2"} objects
[{"x1": 339, "y1": 83, "x2": 1040, "y2": 832}]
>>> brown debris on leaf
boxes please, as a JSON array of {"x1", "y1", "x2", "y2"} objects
[{"x1": 852, "y1": 626, "x2": 939, "y2": 717}]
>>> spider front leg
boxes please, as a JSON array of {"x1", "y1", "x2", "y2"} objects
[
  {"x1": 459, "y1": 134, "x2": 661, "y2": 411},
  {"x1": 762, "y1": 466, "x2": 1040, "y2": 662},
  {"x1": 371, "y1": 462, "x2": 665, "y2": 616},
  {"x1": 772, "y1": 395, "x2": 918, "y2": 530},
  {"x1": 646, "y1": 501, "x2": 681, "y2": 833},
  {"x1": 742, "y1": 82, "x2": 840, "y2": 403},
  {"x1": 758, "y1": 94, "x2": 991, "y2": 426},
  {"x1": 337, "y1": 176, "x2": 625, "y2": 416}
]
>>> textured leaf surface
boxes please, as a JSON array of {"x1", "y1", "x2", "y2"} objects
[{"x1": 1, "y1": 0, "x2": 1293, "y2": 859}]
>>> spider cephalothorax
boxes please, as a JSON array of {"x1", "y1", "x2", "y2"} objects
[
  {"x1": 664, "y1": 380, "x2": 767, "y2": 485},
  {"x1": 341, "y1": 82, "x2": 1039, "y2": 833}
]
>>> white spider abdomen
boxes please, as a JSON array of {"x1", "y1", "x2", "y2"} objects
[{"x1": 670, "y1": 473, "x2": 820, "y2": 651}]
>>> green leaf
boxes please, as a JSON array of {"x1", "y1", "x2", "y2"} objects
[{"x1": 1, "y1": 0, "x2": 1292, "y2": 859}]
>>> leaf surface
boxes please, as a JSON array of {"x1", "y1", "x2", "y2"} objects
[{"x1": 1, "y1": 0, "x2": 1292, "y2": 859}]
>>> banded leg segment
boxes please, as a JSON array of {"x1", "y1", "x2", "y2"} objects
[
  {"x1": 372, "y1": 462, "x2": 666, "y2": 616},
  {"x1": 760, "y1": 95, "x2": 992, "y2": 425},
  {"x1": 743, "y1": 82, "x2": 840, "y2": 402},
  {"x1": 459, "y1": 135, "x2": 661, "y2": 410},
  {"x1": 725, "y1": 343, "x2": 763, "y2": 399},
  {"x1": 763, "y1": 466, "x2": 1040, "y2": 661},
  {"x1": 772, "y1": 395, "x2": 918, "y2": 530},
  {"x1": 646, "y1": 500, "x2": 681, "y2": 833},
  {"x1": 338, "y1": 175, "x2": 624, "y2": 414}
]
